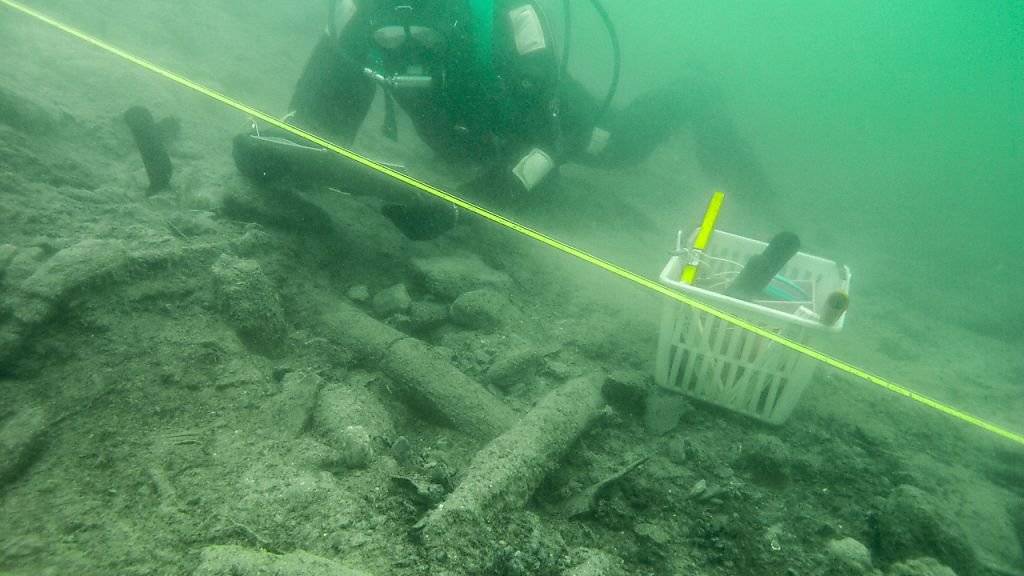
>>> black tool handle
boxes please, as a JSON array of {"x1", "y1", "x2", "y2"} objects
[{"x1": 726, "y1": 232, "x2": 801, "y2": 301}]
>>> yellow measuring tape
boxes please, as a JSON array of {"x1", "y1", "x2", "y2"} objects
[{"x1": 2, "y1": 0, "x2": 1020, "y2": 446}]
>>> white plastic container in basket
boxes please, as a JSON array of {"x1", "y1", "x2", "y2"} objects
[{"x1": 655, "y1": 227, "x2": 852, "y2": 424}]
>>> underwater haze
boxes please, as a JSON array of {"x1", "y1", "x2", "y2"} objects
[{"x1": 1, "y1": 1, "x2": 1022, "y2": 575}]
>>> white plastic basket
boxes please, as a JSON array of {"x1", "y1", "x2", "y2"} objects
[{"x1": 654, "y1": 227, "x2": 851, "y2": 424}]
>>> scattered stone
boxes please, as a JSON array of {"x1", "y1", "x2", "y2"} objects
[
  {"x1": 405, "y1": 300, "x2": 448, "y2": 332},
  {"x1": 346, "y1": 284, "x2": 370, "y2": 303},
  {"x1": 886, "y1": 557, "x2": 958, "y2": 576},
  {"x1": 687, "y1": 479, "x2": 707, "y2": 499},
  {"x1": 827, "y1": 537, "x2": 872, "y2": 573},
  {"x1": 423, "y1": 458, "x2": 452, "y2": 486},
  {"x1": 266, "y1": 371, "x2": 321, "y2": 437},
  {"x1": 484, "y1": 346, "x2": 544, "y2": 389},
  {"x1": 951, "y1": 479, "x2": 1023, "y2": 572},
  {"x1": 764, "y1": 523, "x2": 784, "y2": 553},
  {"x1": 735, "y1": 434, "x2": 793, "y2": 487},
  {"x1": 666, "y1": 436, "x2": 688, "y2": 465},
  {"x1": 372, "y1": 283, "x2": 411, "y2": 316},
  {"x1": 390, "y1": 436, "x2": 413, "y2": 466},
  {"x1": 336, "y1": 425, "x2": 373, "y2": 469},
  {"x1": 192, "y1": 544, "x2": 370, "y2": 576},
  {"x1": 872, "y1": 485, "x2": 978, "y2": 576},
  {"x1": 210, "y1": 254, "x2": 287, "y2": 354},
  {"x1": 166, "y1": 210, "x2": 218, "y2": 238},
  {"x1": 643, "y1": 387, "x2": 690, "y2": 435},
  {"x1": 565, "y1": 548, "x2": 626, "y2": 576},
  {"x1": 486, "y1": 520, "x2": 567, "y2": 576},
  {"x1": 634, "y1": 522, "x2": 671, "y2": 546},
  {"x1": 0, "y1": 406, "x2": 47, "y2": 486},
  {"x1": 313, "y1": 376, "x2": 395, "y2": 447},
  {"x1": 449, "y1": 288, "x2": 510, "y2": 332},
  {"x1": 602, "y1": 368, "x2": 650, "y2": 416},
  {"x1": 410, "y1": 254, "x2": 512, "y2": 300},
  {"x1": 390, "y1": 474, "x2": 445, "y2": 508},
  {"x1": 230, "y1": 224, "x2": 273, "y2": 257}
]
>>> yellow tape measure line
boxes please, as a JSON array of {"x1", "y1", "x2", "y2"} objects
[
  {"x1": 3, "y1": 0, "x2": 1021, "y2": 446},
  {"x1": 681, "y1": 190, "x2": 724, "y2": 283}
]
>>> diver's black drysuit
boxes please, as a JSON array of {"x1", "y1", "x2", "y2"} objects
[{"x1": 234, "y1": 0, "x2": 774, "y2": 239}]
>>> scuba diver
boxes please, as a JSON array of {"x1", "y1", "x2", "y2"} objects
[{"x1": 233, "y1": 0, "x2": 776, "y2": 240}]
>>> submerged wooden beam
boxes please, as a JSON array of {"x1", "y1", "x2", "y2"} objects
[
  {"x1": 321, "y1": 302, "x2": 515, "y2": 440},
  {"x1": 417, "y1": 374, "x2": 606, "y2": 553}
]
